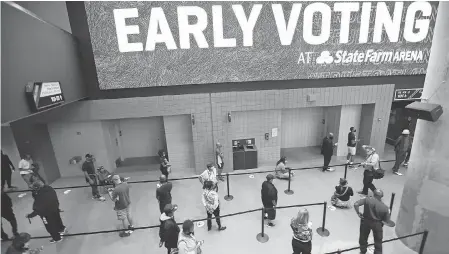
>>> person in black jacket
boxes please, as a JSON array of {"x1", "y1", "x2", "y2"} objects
[
  {"x1": 1, "y1": 151, "x2": 16, "y2": 190},
  {"x1": 1, "y1": 190, "x2": 18, "y2": 240},
  {"x1": 261, "y1": 174, "x2": 278, "y2": 227},
  {"x1": 26, "y1": 181, "x2": 66, "y2": 243},
  {"x1": 159, "y1": 204, "x2": 180, "y2": 254},
  {"x1": 156, "y1": 175, "x2": 173, "y2": 214},
  {"x1": 321, "y1": 133, "x2": 338, "y2": 172},
  {"x1": 331, "y1": 178, "x2": 354, "y2": 209}
]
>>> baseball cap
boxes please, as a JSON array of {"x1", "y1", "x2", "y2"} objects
[
  {"x1": 164, "y1": 204, "x2": 178, "y2": 214},
  {"x1": 402, "y1": 129, "x2": 410, "y2": 135}
]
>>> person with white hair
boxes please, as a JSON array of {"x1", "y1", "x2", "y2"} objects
[
  {"x1": 358, "y1": 146, "x2": 379, "y2": 196},
  {"x1": 392, "y1": 129, "x2": 412, "y2": 176}
]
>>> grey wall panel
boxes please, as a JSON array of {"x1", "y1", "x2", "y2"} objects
[{"x1": 14, "y1": 1, "x2": 72, "y2": 33}]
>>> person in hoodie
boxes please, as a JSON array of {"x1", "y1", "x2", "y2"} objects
[
  {"x1": 5, "y1": 232, "x2": 43, "y2": 254},
  {"x1": 202, "y1": 181, "x2": 227, "y2": 231},
  {"x1": 26, "y1": 181, "x2": 66, "y2": 243},
  {"x1": 261, "y1": 174, "x2": 278, "y2": 227},
  {"x1": 290, "y1": 208, "x2": 313, "y2": 254},
  {"x1": 159, "y1": 204, "x2": 180, "y2": 254},
  {"x1": 178, "y1": 220, "x2": 204, "y2": 254},
  {"x1": 156, "y1": 175, "x2": 173, "y2": 214}
]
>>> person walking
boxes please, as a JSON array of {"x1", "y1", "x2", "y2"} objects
[
  {"x1": 178, "y1": 220, "x2": 204, "y2": 254},
  {"x1": 156, "y1": 175, "x2": 173, "y2": 214},
  {"x1": 354, "y1": 189, "x2": 395, "y2": 254},
  {"x1": 358, "y1": 146, "x2": 379, "y2": 196},
  {"x1": 26, "y1": 181, "x2": 67, "y2": 243},
  {"x1": 331, "y1": 178, "x2": 354, "y2": 209},
  {"x1": 159, "y1": 204, "x2": 180, "y2": 254},
  {"x1": 2, "y1": 151, "x2": 17, "y2": 190},
  {"x1": 321, "y1": 133, "x2": 338, "y2": 172},
  {"x1": 275, "y1": 156, "x2": 294, "y2": 179},
  {"x1": 202, "y1": 181, "x2": 226, "y2": 231},
  {"x1": 107, "y1": 175, "x2": 134, "y2": 237},
  {"x1": 18, "y1": 155, "x2": 36, "y2": 188},
  {"x1": 82, "y1": 154, "x2": 105, "y2": 201},
  {"x1": 291, "y1": 208, "x2": 313, "y2": 254},
  {"x1": 261, "y1": 174, "x2": 278, "y2": 227},
  {"x1": 346, "y1": 127, "x2": 359, "y2": 168},
  {"x1": 392, "y1": 129, "x2": 412, "y2": 176},
  {"x1": 403, "y1": 134, "x2": 414, "y2": 168},
  {"x1": 5, "y1": 232, "x2": 43, "y2": 254},
  {"x1": 215, "y1": 142, "x2": 225, "y2": 181},
  {"x1": 1, "y1": 190, "x2": 19, "y2": 240},
  {"x1": 199, "y1": 163, "x2": 219, "y2": 192},
  {"x1": 158, "y1": 150, "x2": 171, "y2": 179}
]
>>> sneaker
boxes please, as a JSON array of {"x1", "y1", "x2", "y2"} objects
[
  {"x1": 124, "y1": 177, "x2": 130, "y2": 181},
  {"x1": 403, "y1": 163, "x2": 408, "y2": 167},
  {"x1": 98, "y1": 196, "x2": 106, "y2": 201},
  {"x1": 267, "y1": 222, "x2": 275, "y2": 227},
  {"x1": 119, "y1": 231, "x2": 131, "y2": 237},
  {"x1": 357, "y1": 191, "x2": 367, "y2": 196},
  {"x1": 393, "y1": 171, "x2": 403, "y2": 176},
  {"x1": 50, "y1": 238, "x2": 63, "y2": 243},
  {"x1": 218, "y1": 226, "x2": 227, "y2": 231},
  {"x1": 59, "y1": 227, "x2": 68, "y2": 235},
  {"x1": 128, "y1": 225, "x2": 135, "y2": 232}
]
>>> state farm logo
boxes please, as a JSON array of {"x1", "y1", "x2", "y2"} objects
[
  {"x1": 316, "y1": 51, "x2": 334, "y2": 64},
  {"x1": 311, "y1": 49, "x2": 424, "y2": 65}
]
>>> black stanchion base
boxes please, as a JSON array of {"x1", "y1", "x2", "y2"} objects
[
  {"x1": 224, "y1": 195, "x2": 234, "y2": 201},
  {"x1": 284, "y1": 189, "x2": 294, "y2": 195},
  {"x1": 316, "y1": 227, "x2": 330, "y2": 237},
  {"x1": 256, "y1": 233, "x2": 269, "y2": 243}
]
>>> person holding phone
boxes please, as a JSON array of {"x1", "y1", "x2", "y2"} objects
[
  {"x1": 178, "y1": 220, "x2": 204, "y2": 254},
  {"x1": 82, "y1": 154, "x2": 105, "y2": 201}
]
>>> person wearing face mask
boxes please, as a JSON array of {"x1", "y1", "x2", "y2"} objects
[
  {"x1": 261, "y1": 174, "x2": 278, "y2": 227},
  {"x1": 346, "y1": 127, "x2": 359, "y2": 168},
  {"x1": 178, "y1": 220, "x2": 204, "y2": 254},
  {"x1": 5, "y1": 233, "x2": 43, "y2": 254},
  {"x1": 321, "y1": 133, "x2": 338, "y2": 172},
  {"x1": 199, "y1": 163, "x2": 219, "y2": 192},
  {"x1": 358, "y1": 146, "x2": 379, "y2": 196}
]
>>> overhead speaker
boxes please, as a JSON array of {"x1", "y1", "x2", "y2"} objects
[{"x1": 405, "y1": 102, "x2": 443, "y2": 122}]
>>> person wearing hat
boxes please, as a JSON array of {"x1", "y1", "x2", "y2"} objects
[
  {"x1": 5, "y1": 232, "x2": 43, "y2": 254},
  {"x1": 215, "y1": 142, "x2": 225, "y2": 181},
  {"x1": 199, "y1": 163, "x2": 219, "y2": 192},
  {"x1": 358, "y1": 146, "x2": 380, "y2": 196},
  {"x1": 1, "y1": 190, "x2": 19, "y2": 240},
  {"x1": 159, "y1": 204, "x2": 180, "y2": 254},
  {"x1": 107, "y1": 175, "x2": 134, "y2": 237},
  {"x1": 321, "y1": 133, "x2": 338, "y2": 172},
  {"x1": 261, "y1": 174, "x2": 278, "y2": 227},
  {"x1": 392, "y1": 129, "x2": 412, "y2": 176},
  {"x1": 177, "y1": 220, "x2": 204, "y2": 254},
  {"x1": 82, "y1": 154, "x2": 105, "y2": 201},
  {"x1": 156, "y1": 175, "x2": 173, "y2": 214},
  {"x1": 26, "y1": 181, "x2": 66, "y2": 243},
  {"x1": 354, "y1": 189, "x2": 395, "y2": 254},
  {"x1": 331, "y1": 178, "x2": 354, "y2": 209},
  {"x1": 202, "y1": 181, "x2": 227, "y2": 231}
]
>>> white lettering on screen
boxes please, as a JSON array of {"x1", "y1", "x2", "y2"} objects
[
  {"x1": 272, "y1": 3, "x2": 302, "y2": 46},
  {"x1": 334, "y1": 3, "x2": 359, "y2": 44},
  {"x1": 358, "y1": 2, "x2": 372, "y2": 43},
  {"x1": 212, "y1": 5, "x2": 236, "y2": 48},
  {"x1": 145, "y1": 8, "x2": 177, "y2": 51},
  {"x1": 113, "y1": 8, "x2": 143, "y2": 53},
  {"x1": 303, "y1": 3, "x2": 331, "y2": 45},
  {"x1": 373, "y1": 2, "x2": 404, "y2": 43},
  {"x1": 404, "y1": 2, "x2": 431, "y2": 42},
  {"x1": 232, "y1": 4, "x2": 263, "y2": 47},
  {"x1": 178, "y1": 6, "x2": 209, "y2": 49}
]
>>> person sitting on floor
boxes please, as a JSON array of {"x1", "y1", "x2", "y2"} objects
[
  {"x1": 275, "y1": 156, "x2": 294, "y2": 179},
  {"x1": 331, "y1": 178, "x2": 354, "y2": 209}
]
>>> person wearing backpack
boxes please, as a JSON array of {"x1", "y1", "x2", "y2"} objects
[
  {"x1": 358, "y1": 146, "x2": 380, "y2": 196},
  {"x1": 177, "y1": 220, "x2": 204, "y2": 254}
]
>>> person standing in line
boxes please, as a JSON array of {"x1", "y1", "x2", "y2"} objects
[
  {"x1": 202, "y1": 181, "x2": 227, "y2": 231},
  {"x1": 107, "y1": 175, "x2": 134, "y2": 237},
  {"x1": 5, "y1": 233, "x2": 43, "y2": 254},
  {"x1": 1, "y1": 190, "x2": 19, "y2": 240},
  {"x1": 346, "y1": 127, "x2": 359, "y2": 168},
  {"x1": 392, "y1": 129, "x2": 412, "y2": 176},
  {"x1": 82, "y1": 154, "x2": 105, "y2": 201},
  {"x1": 291, "y1": 208, "x2": 313, "y2": 254},
  {"x1": 178, "y1": 220, "x2": 204, "y2": 254},
  {"x1": 403, "y1": 134, "x2": 413, "y2": 168},
  {"x1": 354, "y1": 189, "x2": 395, "y2": 254},
  {"x1": 261, "y1": 174, "x2": 278, "y2": 227},
  {"x1": 156, "y1": 175, "x2": 173, "y2": 214},
  {"x1": 26, "y1": 181, "x2": 67, "y2": 243},
  {"x1": 159, "y1": 204, "x2": 180, "y2": 254},
  {"x1": 199, "y1": 163, "x2": 219, "y2": 192},
  {"x1": 215, "y1": 142, "x2": 225, "y2": 181},
  {"x1": 321, "y1": 133, "x2": 338, "y2": 172},
  {"x1": 158, "y1": 150, "x2": 171, "y2": 179},
  {"x1": 358, "y1": 146, "x2": 379, "y2": 196},
  {"x1": 331, "y1": 178, "x2": 354, "y2": 209},
  {"x1": 2, "y1": 151, "x2": 17, "y2": 190},
  {"x1": 18, "y1": 155, "x2": 36, "y2": 188}
]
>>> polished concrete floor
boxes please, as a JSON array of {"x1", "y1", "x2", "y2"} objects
[{"x1": 1, "y1": 145, "x2": 418, "y2": 254}]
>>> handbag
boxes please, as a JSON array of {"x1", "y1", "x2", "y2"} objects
[{"x1": 373, "y1": 160, "x2": 385, "y2": 179}]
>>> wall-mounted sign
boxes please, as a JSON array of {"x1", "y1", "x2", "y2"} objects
[
  {"x1": 84, "y1": 1, "x2": 438, "y2": 89},
  {"x1": 25, "y1": 82, "x2": 65, "y2": 112},
  {"x1": 394, "y1": 88, "x2": 423, "y2": 101}
]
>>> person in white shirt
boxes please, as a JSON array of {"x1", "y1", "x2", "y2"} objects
[
  {"x1": 199, "y1": 163, "x2": 218, "y2": 192},
  {"x1": 177, "y1": 220, "x2": 204, "y2": 254},
  {"x1": 201, "y1": 181, "x2": 226, "y2": 232},
  {"x1": 18, "y1": 155, "x2": 36, "y2": 188},
  {"x1": 358, "y1": 146, "x2": 380, "y2": 196}
]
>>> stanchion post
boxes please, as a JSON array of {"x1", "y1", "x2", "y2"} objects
[
  {"x1": 419, "y1": 230, "x2": 429, "y2": 254},
  {"x1": 256, "y1": 208, "x2": 269, "y2": 243},
  {"x1": 317, "y1": 202, "x2": 330, "y2": 237},
  {"x1": 284, "y1": 168, "x2": 294, "y2": 195},
  {"x1": 389, "y1": 193, "x2": 396, "y2": 215},
  {"x1": 344, "y1": 164, "x2": 348, "y2": 179},
  {"x1": 224, "y1": 173, "x2": 234, "y2": 201}
]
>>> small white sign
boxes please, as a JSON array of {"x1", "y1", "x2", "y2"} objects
[
  {"x1": 271, "y1": 128, "x2": 278, "y2": 137},
  {"x1": 39, "y1": 82, "x2": 62, "y2": 97}
]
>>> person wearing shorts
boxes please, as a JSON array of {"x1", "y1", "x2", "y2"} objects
[
  {"x1": 347, "y1": 127, "x2": 357, "y2": 167},
  {"x1": 108, "y1": 175, "x2": 134, "y2": 237}
]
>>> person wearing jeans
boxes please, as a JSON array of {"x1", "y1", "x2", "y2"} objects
[
  {"x1": 202, "y1": 181, "x2": 226, "y2": 231},
  {"x1": 392, "y1": 129, "x2": 412, "y2": 175},
  {"x1": 82, "y1": 154, "x2": 105, "y2": 201}
]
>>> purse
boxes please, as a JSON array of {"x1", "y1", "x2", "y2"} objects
[{"x1": 373, "y1": 160, "x2": 385, "y2": 179}]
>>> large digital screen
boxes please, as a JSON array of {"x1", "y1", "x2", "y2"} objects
[{"x1": 84, "y1": 1, "x2": 438, "y2": 90}]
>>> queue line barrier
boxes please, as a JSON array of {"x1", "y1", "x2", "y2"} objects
[
  {"x1": 326, "y1": 230, "x2": 429, "y2": 254},
  {"x1": 4, "y1": 159, "x2": 396, "y2": 194},
  {"x1": 15, "y1": 202, "x2": 326, "y2": 241}
]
